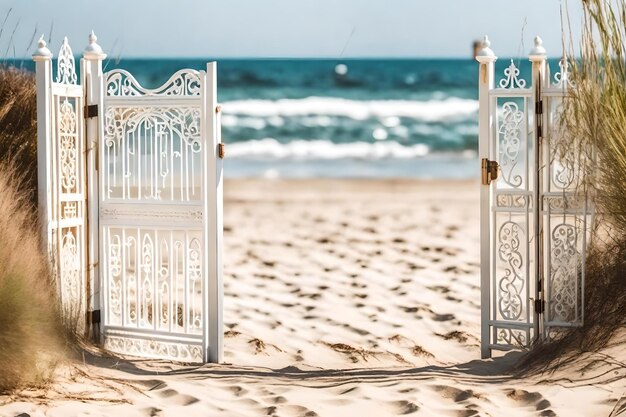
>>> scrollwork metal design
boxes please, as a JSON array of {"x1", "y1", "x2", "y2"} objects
[
  {"x1": 497, "y1": 328, "x2": 527, "y2": 346},
  {"x1": 105, "y1": 229, "x2": 203, "y2": 334},
  {"x1": 497, "y1": 221, "x2": 524, "y2": 321},
  {"x1": 554, "y1": 58, "x2": 574, "y2": 89},
  {"x1": 104, "y1": 336, "x2": 203, "y2": 362},
  {"x1": 140, "y1": 234, "x2": 154, "y2": 328},
  {"x1": 56, "y1": 38, "x2": 77, "y2": 85},
  {"x1": 60, "y1": 229, "x2": 81, "y2": 314},
  {"x1": 498, "y1": 102, "x2": 524, "y2": 188},
  {"x1": 59, "y1": 100, "x2": 78, "y2": 193},
  {"x1": 496, "y1": 194, "x2": 529, "y2": 208},
  {"x1": 104, "y1": 106, "x2": 202, "y2": 201},
  {"x1": 106, "y1": 69, "x2": 201, "y2": 97},
  {"x1": 188, "y1": 238, "x2": 202, "y2": 332},
  {"x1": 499, "y1": 60, "x2": 526, "y2": 89},
  {"x1": 109, "y1": 234, "x2": 123, "y2": 325},
  {"x1": 549, "y1": 223, "x2": 579, "y2": 323}
]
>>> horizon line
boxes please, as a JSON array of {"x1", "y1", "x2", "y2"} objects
[{"x1": 3, "y1": 54, "x2": 570, "y2": 61}]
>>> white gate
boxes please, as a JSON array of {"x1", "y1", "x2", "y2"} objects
[
  {"x1": 477, "y1": 36, "x2": 593, "y2": 358},
  {"x1": 34, "y1": 33, "x2": 224, "y2": 363}
]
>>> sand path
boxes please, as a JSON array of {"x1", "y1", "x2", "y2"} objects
[{"x1": 1, "y1": 179, "x2": 624, "y2": 417}]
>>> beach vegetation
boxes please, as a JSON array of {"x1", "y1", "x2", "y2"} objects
[
  {"x1": 520, "y1": 0, "x2": 626, "y2": 371},
  {"x1": 0, "y1": 161, "x2": 65, "y2": 392}
]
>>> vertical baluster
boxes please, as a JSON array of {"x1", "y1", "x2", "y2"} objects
[
  {"x1": 476, "y1": 36, "x2": 497, "y2": 359},
  {"x1": 530, "y1": 36, "x2": 547, "y2": 340},
  {"x1": 33, "y1": 36, "x2": 54, "y2": 258}
]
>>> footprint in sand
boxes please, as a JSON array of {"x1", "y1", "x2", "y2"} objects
[
  {"x1": 389, "y1": 400, "x2": 420, "y2": 415},
  {"x1": 143, "y1": 407, "x2": 162, "y2": 416},
  {"x1": 430, "y1": 386, "x2": 482, "y2": 416},
  {"x1": 148, "y1": 384, "x2": 200, "y2": 406},
  {"x1": 505, "y1": 389, "x2": 553, "y2": 412}
]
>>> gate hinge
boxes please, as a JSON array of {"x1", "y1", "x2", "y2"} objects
[
  {"x1": 87, "y1": 309, "x2": 101, "y2": 324},
  {"x1": 535, "y1": 99, "x2": 543, "y2": 139},
  {"x1": 84, "y1": 104, "x2": 98, "y2": 119},
  {"x1": 481, "y1": 158, "x2": 499, "y2": 185},
  {"x1": 218, "y1": 143, "x2": 225, "y2": 159},
  {"x1": 534, "y1": 299, "x2": 545, "y2": 314}
]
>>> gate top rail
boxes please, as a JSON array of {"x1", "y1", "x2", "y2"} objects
[{"x1": 105, "y1": 68, "x2": 202, "y2": 97}]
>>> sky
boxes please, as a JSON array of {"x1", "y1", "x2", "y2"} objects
[{"x1": 0, "y1": 0, "x2": 583, "y2": 59}]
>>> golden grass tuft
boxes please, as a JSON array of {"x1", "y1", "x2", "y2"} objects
[
  {"x1": 519, "y1": 0, "x2": 626, "y2": 372},
  {"x1": 0, "y1": 161, "x2": 65, "y2": 392},
  {"x1": 0, "y1": 66, "x2": 37, "y2": 204}
]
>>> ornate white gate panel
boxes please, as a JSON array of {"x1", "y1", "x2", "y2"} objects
[
  {"x1": 477, "y1": 37, "x2": 593, "y2": 358},
  {"x1": 541, "y1": 62, "x2": 592, "y2": 334},
  {"x1": 99, "y1": 66, "x2": 223, "y2": 363},
  {"x1": 34, "y1": 33, "x2": 224, "y2": 363},
  {"x1": 34, "y1": 37, "x2": 87, "y2": 328}
]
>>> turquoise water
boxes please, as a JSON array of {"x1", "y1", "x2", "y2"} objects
[
  {"x1": 10, "y1": 57, "x2": 547, "y2": 179},
  {"x1": 129, "y1": 59, "x2": 484, "y2": 179}
]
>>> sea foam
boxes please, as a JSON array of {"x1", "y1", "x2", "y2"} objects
[
  {"x1": 222, "y1": 97, "x2": 478, "y2": 121},
  {"x1": 226, "y1": 138, "x2": 431, "y2": 160}
]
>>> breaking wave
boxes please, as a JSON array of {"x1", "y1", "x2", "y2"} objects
[
  {"x1": 226, "y1": 138, "x2": 434, "y2": 160},
  {"x1": 222, "y1": 97, "x2": 478, "y2": 122}
]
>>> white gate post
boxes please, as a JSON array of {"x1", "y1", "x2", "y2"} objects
[
  {"x1": 33, "y1": 37, "x2": 54, "y2": 258},
  {"x1": 82, "y1": 31, "x2": 106, "y2": 339},
  {"x1": 205, "y1": 62, "x2": 224, "y2": 363},
  {"x1": 476, "y1": 36, "x2": 496, "y2": 359},
  {"x1": 529, "y1": 36, "x2": 547, "y2": 341}
]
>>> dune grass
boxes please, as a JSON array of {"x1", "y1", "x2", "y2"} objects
[
  {"x1": 0, "y1": 161, "x2": 65, "y2": 392},
  {"x1": 0, "y1": 66, "x2": 37, "y2": 203},
  {"x1": 519, "y1": 0, "x2": 626, "y2": 372},
  {"x1": 0, "y1": 65, "x2": 66, "y2": 392}
]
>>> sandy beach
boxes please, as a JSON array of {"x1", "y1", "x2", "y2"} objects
[{"x1": 1, "y1": 179, "x2": 624, "y2": 417}]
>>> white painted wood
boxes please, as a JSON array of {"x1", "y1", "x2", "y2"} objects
[
  {"x1": 205, "y1": 62, "x2": 223, "y2": 363},
  {"x1": 476, "y1": 36, "x2": 497, "y2": 359},
  {"x1": 82, "y1": 31, "x2": 107, "y2": 341},
  {"x1": 529, "y1": 40, "x2": 547, "y2": 343},
  {"x1": 33, "y1": 37, "x2": 53, "y2": 258}
]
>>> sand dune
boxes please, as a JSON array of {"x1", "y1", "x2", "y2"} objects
[{"x1": 1, "y1": 179, "x2": 624, "y2": 417}]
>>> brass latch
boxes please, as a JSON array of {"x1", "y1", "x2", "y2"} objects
[
  {"x1": 481, "y1": 158, "x2": 499, "y2": 185},
  {"x1": 218, "y1": 143, "x2": 225, "y2": 159}
]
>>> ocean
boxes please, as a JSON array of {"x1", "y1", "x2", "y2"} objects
[
  {"x1": 11, "y1": 57, "x2": 543, "y2": 179},
  {"x1": 117, "y1": 58, "x2": 481, "y2": 179}
]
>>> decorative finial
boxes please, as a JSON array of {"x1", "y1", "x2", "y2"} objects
[
  {"x1": 476, "y1": 35, "x2": 497, "y2": 63},
  {"x1": 483, "y1": 35, "x2": 491, "y2": 49},
  {"x1": 32, "y1": 34, "x2": 53, "y2": 61},
  {"x1": 83, "y1": 30, "x2": 107, "y2": 60},
  {"x1": 529, "y1": 36, "x2": 547, "y2": 60}
]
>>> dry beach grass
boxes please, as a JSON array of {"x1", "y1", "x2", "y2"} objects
[
  {"x1": 0, "y1": 66, "x2": 65, "y2": 393},
  {"x1": 518, "y1": 0, "x2": 626, "y2": 374},
  {"x1": 0, "y1": 162, "x2": 64, "y2": 392}
]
